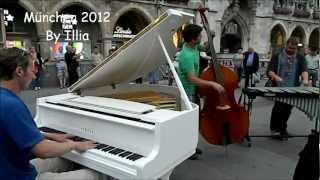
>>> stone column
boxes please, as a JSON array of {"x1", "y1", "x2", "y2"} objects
[
  {"x1": 274, "y1": 0, "x2": 280, "y2": 8},
  {"x1": 35, "y1": 18, "x2": 52, "y2": 59},
  {"x1": 102, "y1": 34, "x2": 113, "y2": 57},
  {"x1": 38, "y1": 33, "x2": 51, "y2": 59},
  {"x1": 37, "y1": 33, "x2": 58, "y2": 87},
  {"x1": 248, "y1": 1, "x2": 257, "y2": 48},
  {"x1": 100, "y1": 2, "x2": 112, "y2": 57},
  {"x1": 313, "y1": 0, "x2": 320, "y2": 19},
  {"x1": 304, "y1": 34, "x2": 309, "y2": 48}
]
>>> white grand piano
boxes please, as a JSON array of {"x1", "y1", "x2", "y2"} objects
[{"x1": 35, "y1": 9, "x2": 198, "y2": 180}]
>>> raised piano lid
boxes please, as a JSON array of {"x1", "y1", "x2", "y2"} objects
[{"x1": 68, "y1": 9, "x2": 194, "y2": 97}]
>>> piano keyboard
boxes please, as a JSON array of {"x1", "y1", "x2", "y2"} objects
[{"x1": 39, "y1": 127, "x2": 144, "y2": 162}]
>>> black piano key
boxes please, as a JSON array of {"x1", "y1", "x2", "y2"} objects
[
  {"x1": 70, "y1": 136, "x2": 78, "y2": 141},
  {"x1": 39, "y1": 127, "x2": 65, "y2": 134},
  {"x1": 115, "y1": 150, "x2": 125, "y2": 155},
  {"x1": 102, "y1": 146, "x2": 115, "y2": 152},
  {"x1": 119, "y1": 151, "x2": 132, "y2": 158},
  {"x1": 71, "y1": 136, "x2": 83, "y2": 141},
  {"x1": 96, "y1": 144, "x2": 108, "y2": 150},
  {"x1": 131, "y1": 154, "x2": 143, "y2": 161},
  {"x1": 127, "y1": 153, "x2": 140, "y2": 160},
  {"x1": 109, "y1": 148, "x2": 124, "y2": 155},
  {"x1": 80, "y1": 137, "x2": 88, "y2": 141},
  {"x1": 95, "y1": 144, "x2": 102, "y2": 149},
  {"x1": 128, "y1": 155, "x2": 140, "y2": 161},
  {"x1": 109, "y1": 148, "x2": 120, "y2": 154}
]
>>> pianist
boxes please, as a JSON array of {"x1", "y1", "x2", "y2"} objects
[{"x1": 0, "y1": 47, "x2": 102, "y2": 180}]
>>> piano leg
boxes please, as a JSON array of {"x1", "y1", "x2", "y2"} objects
[{"x1": 158, "y1": 169, "x2": 173, "y2": 180}]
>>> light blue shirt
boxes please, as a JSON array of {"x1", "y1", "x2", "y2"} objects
[
  {"x1": 246, "y1": 53, "x2": 254, "y2": 66},
  {"x1": 278, "y1": 52, "x2": 298, "y2": 87}
]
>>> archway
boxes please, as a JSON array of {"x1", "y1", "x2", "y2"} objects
[
  {"x1": 51, "y1": 4, "x2": 102, "y2": 60},
  {"x1": 309, "y1": 28, "x2": 319, "y2": 51},
  {"x1": 112, "y1": 9, "x2": 150, "y2": 49},
  {"x1": 290, "y1": 26, "x2": 306, "y2": 54},
  {"x1": 270, "y1": 24, "x2": 286, "y2": 54},
  {"x1": 1, "y1": 2, "x2": 37, "y2": 50},
  {"x1": 290, "y1": 26, "x2": 306, "y2": 46},
  {"x1": 220, "y1": 20, "x2": 242, "y2": 53},
  {"x1": 49, "y1": 0, "x2": 106, "y2": 35}
]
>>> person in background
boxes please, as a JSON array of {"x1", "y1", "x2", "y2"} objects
[
  {"x1": 29, "y1": 47, "x2": 42, "y2": 91},
  {"x1": 232, "y1": 47, "x2": 244, "y2": 82},
  {"x1": 0, "y1": 47, "x2": 102, "y2": 180},
  {"x1": 267, "y1": 37, "x2": 309, "y2": 139},
  {"x1": 72, "y1": 47, "x2": 81, "y2": 78},
  {"x1": 54, "y1": 46, "x2": 67, "y2": 89},
  {"x1": 108, "y1": 47, "x2": 118, "y2": 56},
  {"x1": 168, "y1": 50, "x2": 181, "y2": 86},
  {"x1": 305, "y1": 46, "x2": 319, "y2": 87},
  {"x1": 65, "y1": 46, "x2": 79, "y2": 86},
  {"x1": 243, "y1": 47, "x2": 260, "y2": 87},
  {"x1": 199, "y1": 30, "x2": 215, "y2": 74},
  {"x1": 135, "y1": 77, "x2": 143, "y2": 84},
  {"x1": 91, "y1": 46, "x2": 103, "y2": 67},
  {"x1": 148, "y1": 72, "x2": 158, "y2": 84}
]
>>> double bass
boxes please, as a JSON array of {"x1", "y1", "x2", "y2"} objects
[{"x1": 198, "y1": 7, "x2": 249, "y2": 145}]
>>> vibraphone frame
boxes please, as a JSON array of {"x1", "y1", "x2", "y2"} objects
[{"x1": 243, "y1": 87, "x2": 319, "y2": 141}]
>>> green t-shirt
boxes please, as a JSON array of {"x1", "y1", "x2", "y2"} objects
[{"x1": 178, "y1": 43, "x2": 202, "y2": 95}]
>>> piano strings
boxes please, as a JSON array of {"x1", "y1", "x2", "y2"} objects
[{"x1": 105, "y1": 90, "x2": 179, "y2": 111}]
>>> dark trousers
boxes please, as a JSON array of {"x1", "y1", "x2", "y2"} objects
[
  {"x1": 68, "y1": 66, "x2": 79, "y2": 85},
  {"x1": 32, "y1": 70, "x2": 42, "y2": 88},
  {"x1": 234, "y1": 67, "x2": 243, "y2": 82},
  {"x1": 308, "y1": 69, "x2": 318, "y2": 87},
  {"x1": 270, "y1": 101, "x2": 293, "y2": 133},
  {"x1": 244, "y1": 73, "x2": 255, "y2": 88}
]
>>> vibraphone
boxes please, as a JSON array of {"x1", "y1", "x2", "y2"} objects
[
  {"x1": 244, "y1": 87, "x2": 320, "y2": 179},
  {"x1": 244, "y1": 87, "x2": 319, "y2": 127}
]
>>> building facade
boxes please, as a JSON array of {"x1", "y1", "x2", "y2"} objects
[{"x1": 1, "y1": 0, "x2": 319, "y2": 86}]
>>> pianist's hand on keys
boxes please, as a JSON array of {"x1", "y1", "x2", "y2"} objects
[
  {"x1": 40, "y1": 127, "x2": 97, "y2": 153},
  {"x1": 64, "y1": 135, "x2": 96, "y2": 152},
  {"x1": 44, "y1": 133, "x2": 75, "y2": 143},
  {"x1": 68, "y1": 140, "x2": 96, "y2": 153}
]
